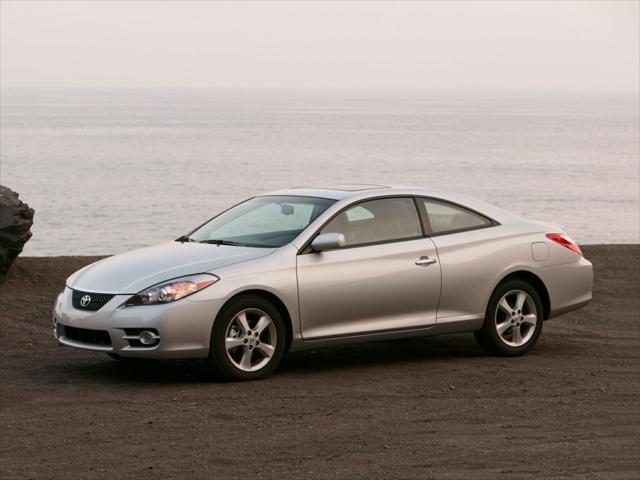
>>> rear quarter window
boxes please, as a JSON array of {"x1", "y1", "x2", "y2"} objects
[{"x1": 423, "y1": 199, "x2": 492, "y2": 234}]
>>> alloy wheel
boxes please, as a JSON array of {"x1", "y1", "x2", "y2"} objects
[
  {"x1": 494, "y1": 290, "x2": 538, "y2": 347},
  {"x1": 225, "y1": 308, "x2": 277, "y2": 372}
]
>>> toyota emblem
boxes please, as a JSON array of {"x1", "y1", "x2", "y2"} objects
[{"x1": 80, "y1": 295, "x2": 92, "y2": 307}]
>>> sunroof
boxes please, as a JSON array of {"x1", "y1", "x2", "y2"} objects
[{"x1": 296, "y1": 184, "x2": 390, "y2": 192}]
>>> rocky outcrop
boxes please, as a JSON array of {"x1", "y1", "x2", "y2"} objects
[{"x1": 0, "y1": 186, "x2": 34, "y2": 274}]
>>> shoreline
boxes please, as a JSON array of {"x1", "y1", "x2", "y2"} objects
[
  {"x1": 12, "y1": 242, "x2": 640, "y2": 258},
  {"x1": 8, "y1": 242, "x2": 640, "y2": 261}
]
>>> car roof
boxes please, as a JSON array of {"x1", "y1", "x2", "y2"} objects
[
  {"x1": 268, "y1": 184, "x2": 392, "y2": 200},
  {"x1": 265, "y1": 184, "x2": 393, "y2": 200},
  {"x1": 261, "y1": 184, "x2": 523, "y2": 224}
]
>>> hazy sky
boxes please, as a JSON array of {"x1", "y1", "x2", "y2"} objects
[{"x1": 1, "y1": 1, "x2": 638, "y2": 90}]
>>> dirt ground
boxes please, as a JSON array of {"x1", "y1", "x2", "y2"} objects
[{"x1": 0, "y1": 245, "x2": 638, "y2": 479}]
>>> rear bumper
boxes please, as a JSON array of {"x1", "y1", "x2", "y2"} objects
[
  {"x1": 52, "y1": 287, "x2": 223, "y2": 359},
  {"x1": 540, "y1": 255, "x2": 593, "y2": 319}
]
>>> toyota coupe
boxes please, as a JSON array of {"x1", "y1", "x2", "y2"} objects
[{"x1": 53, "y1": 185, "x2": 593, "y2": 380}]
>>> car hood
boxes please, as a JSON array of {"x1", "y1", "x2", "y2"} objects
[{"x1": 67, "y1": 241, "x2": 276, "y2": 294}]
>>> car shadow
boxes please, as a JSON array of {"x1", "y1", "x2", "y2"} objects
[
  {"x1": 281, "y1": 333, "x2": 487, "y2": 372},
  {"x1": 50, "y1": 333, "x2": 491, "y2": 385}
]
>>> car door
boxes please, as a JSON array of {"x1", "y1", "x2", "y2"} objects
[{"x1": 297, "y1": 197, "x2": 442, "y2": 339}]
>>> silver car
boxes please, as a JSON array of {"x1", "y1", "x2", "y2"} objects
[{"x1": 53, "y1": 185, "x2": 592, "y2": 380}]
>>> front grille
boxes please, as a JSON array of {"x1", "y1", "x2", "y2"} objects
[
  {"x1": 71, "y1": 289, "x2": 115, "y2": 311},
  {"x1": 62, "y1": 326, "x2": 112, "y2": 346}
]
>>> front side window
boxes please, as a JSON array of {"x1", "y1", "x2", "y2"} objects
[
  {"x1": 423, "y1": 198, "x2": 492, "y2": 234},
  {"x1": 190, "y1": 196, "x2": 335, "y2": 248},
  {"x1": 320, "y1": 197, "x2": 422, "y2": 247}
]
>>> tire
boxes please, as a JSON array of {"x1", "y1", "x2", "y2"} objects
[
  {"x1": 474, "y1": 279, "x2": 544, "y2": 356},
  {"x1": 208, "y1": 295, "x2": 286, "y2": 381}
]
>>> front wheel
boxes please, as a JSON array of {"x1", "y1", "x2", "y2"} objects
[
  {"x1": 474, "y1": 280, "x2": 544, "y2": 356},
  {"x1": 208, "y1": 295, "x2": 286, "y2": 381}
]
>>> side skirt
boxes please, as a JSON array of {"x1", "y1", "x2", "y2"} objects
[{"x1": 288, "y1": 317, "x2": 484, "y2": 352}]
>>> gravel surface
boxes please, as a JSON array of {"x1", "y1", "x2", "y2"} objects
[{"x1": 1, "y1": 245, "x2": 638, "y2": 479}]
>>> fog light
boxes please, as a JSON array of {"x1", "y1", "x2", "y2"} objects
[
  {"x1": 52, "y1": 317, "x2": 58, "y2": 338},
  {"x1": 138, "y1": 330, "x2": 158, "y2": 346}
]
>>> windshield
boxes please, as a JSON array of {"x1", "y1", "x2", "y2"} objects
[{"x1": 189, "y1": 195, "x2": 335, "y2": 248}]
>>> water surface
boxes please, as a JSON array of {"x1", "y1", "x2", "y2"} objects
[{"x1": 1, "y1": 88, "x2": 638, "y2": 255}]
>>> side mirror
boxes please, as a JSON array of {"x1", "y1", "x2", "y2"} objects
[{"x1": 310, "y1": 233, "x2": 346, "y2": 252}]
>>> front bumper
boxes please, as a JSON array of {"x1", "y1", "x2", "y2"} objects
[{"x1": 52, "y1": 287, "x2": 223, "y2": 359}]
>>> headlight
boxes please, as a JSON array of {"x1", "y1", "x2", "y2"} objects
[{"x1": 125, "y1": 274, "x2": 219, "y2": 306}]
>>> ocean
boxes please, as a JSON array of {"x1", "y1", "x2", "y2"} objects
[{"x1": 1, "y1": 88, "x2": 638, "y2": 256}]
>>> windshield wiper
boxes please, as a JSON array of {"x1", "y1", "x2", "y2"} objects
[
  {"x1": 175, "y1": 235, "x2": 195, "y2": 243},
  {"x1": 199, "y1": 239, "x2": 244, "y2": 246}
]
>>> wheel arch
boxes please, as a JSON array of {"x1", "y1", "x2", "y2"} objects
[
  {"x1": 217, "y1": 289, "x2": 294, "y2": 352},
  {"x1": 494, "y1": 270, "x2": 551, "y2": 320}
]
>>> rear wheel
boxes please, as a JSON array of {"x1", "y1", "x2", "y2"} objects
[
  {"x1": 474, "y1": 280, "x2": 543, "y2": 356},
  {"x1": 208, "y1": 295, "x2": 286, "y2": 381}
]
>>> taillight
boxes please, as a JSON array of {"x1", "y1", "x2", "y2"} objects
[{"x1": 546, "y1": 233, "x2": 583, "y2": 256}]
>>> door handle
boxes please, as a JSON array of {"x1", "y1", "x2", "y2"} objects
[{"x1": 415, "y1": 256, "x2": 437, "y2": 266}]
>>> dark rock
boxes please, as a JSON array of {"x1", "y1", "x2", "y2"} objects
[{"x1": 0, "y1": 185, "x2": 35, "y2": 274}]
